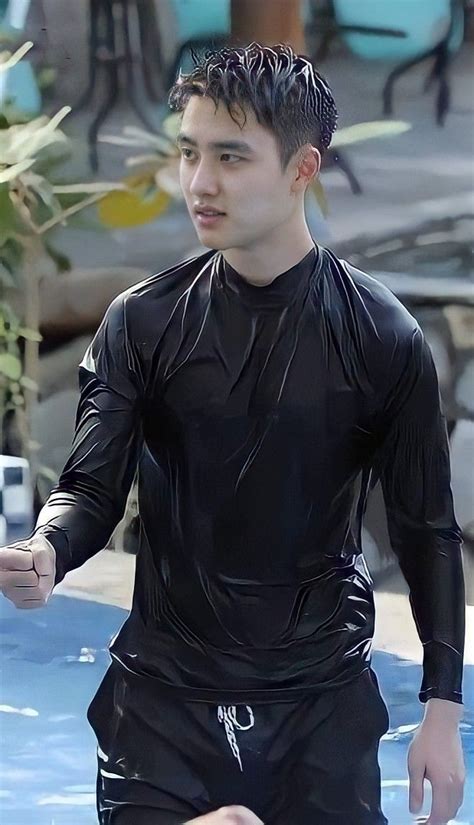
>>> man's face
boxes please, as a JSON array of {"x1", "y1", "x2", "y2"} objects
[{"x1": 178, "y1": 95, "x2": 299, "y2": 252}]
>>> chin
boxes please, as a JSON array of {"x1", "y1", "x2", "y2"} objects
[{"x1": 196, "y1": 231, "x2": 229, "y2": 251}]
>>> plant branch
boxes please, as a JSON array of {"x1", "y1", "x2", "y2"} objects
[{"x1": 36, "y1": 191, "x2": 107, "y2": 235}]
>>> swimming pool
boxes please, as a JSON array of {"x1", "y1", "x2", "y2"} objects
[{"x1": 1, "y1": 595, "x2": 472, "y2": 824}]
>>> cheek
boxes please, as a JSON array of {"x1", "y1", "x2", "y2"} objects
[
  {"x1": 234, "y1": 173, "x2": 279, "y2": 213},
  {"x1": 255, "y1": 165, "x2": 286, "y2": 199},
  {"x1": 179, "y1": 163, "x2": 192, "y2": 195},
  {"x1": 243, "y1": 183, "x2": 288, "y2": 225}
]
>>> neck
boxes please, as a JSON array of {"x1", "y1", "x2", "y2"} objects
[{"x1": 222, "y1": 218, "x2": 315, "y2": 287}]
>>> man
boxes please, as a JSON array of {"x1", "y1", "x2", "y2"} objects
[{"x1": 0, "y1": 44, "x2": 466, "y2": 825}]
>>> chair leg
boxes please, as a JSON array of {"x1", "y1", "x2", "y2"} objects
[
  {"x1": 423, "y1": 51, "x2": 441, "y2": 93},
  {"x1": 121, "y1": 0, "x2": 160, "y2": 133},
  {"x1": 383, "y1": 45, "x2": 437, "y2": 116},
  {"x1": 313, "y1": 28, "x2": 339, "y2": 63},
  {"x1": 71, "y1": 0, "x2": 100, "y2": 114},
  {"x1": 328, "y1": 149, "x2": 363, "y2": 195},
  {"x1": 436, "y1": 66, "x2": 451, "y2": 125},
  {"x1": 88, "y1": 73, "x2": 119, "y2": 172},
  {"x1": 433, "y1": 42, "x2": 452, "y2": 125},
  {"x1": 88, "y1": 0, "x2": 119, "y2": 171},
  {"x1": 136, "y1": 0, "x2": 164, "y2": 101},
  {"x1": 420, "y1": 38, "x2": 452, "y2": 125}
]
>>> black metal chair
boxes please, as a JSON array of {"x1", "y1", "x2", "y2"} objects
[
  {"x1": 68, "y1": 0, "x2": 164, "y2": 170},
  {"x1": 305, "y1": 0, "x2": 409, "y2": 194},
  {"x1": 383, "y1": 0, "x2": 465, "y2": 126}
]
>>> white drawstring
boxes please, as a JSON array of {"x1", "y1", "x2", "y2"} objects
[{"x1": 217, "y1": 704, "x2": 255, "y2": 772}]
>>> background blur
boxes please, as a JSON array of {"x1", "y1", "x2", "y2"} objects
[{"x1": 0, "y1": 2, "x2": 473, "y2": 823}]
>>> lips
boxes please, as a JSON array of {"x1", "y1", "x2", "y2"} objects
[{"x1": 194, "y1": 207, "x2": 226, "y2": 216}]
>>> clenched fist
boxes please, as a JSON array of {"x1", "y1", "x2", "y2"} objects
[
  {"x1": 0, "y1": 535, "x2": 56, "y2": 609},
  {"x1": 185, "y1": 807, "x2": 264, "y2": 825}
]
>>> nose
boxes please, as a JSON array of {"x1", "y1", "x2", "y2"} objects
[{"x1": 188, "y1": 159, "x2": 220, "y2": 198}]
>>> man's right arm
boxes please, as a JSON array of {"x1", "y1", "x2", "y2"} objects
[{"x1": 0, "y1": 293, "x2": 143, "y2": 603}]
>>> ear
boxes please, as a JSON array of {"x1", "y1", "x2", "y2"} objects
[{"x1": 291, "y1": 146, "x2": 321, "y2": 193}]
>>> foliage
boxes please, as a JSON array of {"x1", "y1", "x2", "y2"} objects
[
  {"x1": 97, "y1": 118, "x2": 181, "y2": 227},
  {"x1": 0, "y1": 300, "x2": 39, "y2": 449},
  {"x1": 0, "y1": 42, "x2": 122, "y2": 455}
]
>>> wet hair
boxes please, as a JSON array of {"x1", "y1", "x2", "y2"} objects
[{"x1": 168, "y1": 42, "x2": 338, "y2": 169}]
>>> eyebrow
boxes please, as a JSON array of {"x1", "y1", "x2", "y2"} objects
[{"x1": 176, "y1": 133, "x2": 255, "y2": 154}]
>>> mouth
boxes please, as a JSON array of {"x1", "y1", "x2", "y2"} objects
[{"x1": 194, "y1": 207, "x2": 226, "y2": 228}]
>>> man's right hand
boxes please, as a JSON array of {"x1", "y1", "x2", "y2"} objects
[
  {"x1": 185, "y1": 807, "x2": 264, "y2": 825},
  {"x1": 0, "y1": 535, "x2": 56, "y2": 609}
]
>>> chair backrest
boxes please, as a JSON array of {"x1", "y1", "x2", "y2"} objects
[
  {"x1": 0, "y1": 0, "x2": 40, "y2": 117},
  {"x1": 171, "y1": 0, "x2": 230, "y2": 43},
  {"x1": 0, "y1": 0, "x2": 31, "y2": 33},
  {"x1": 333, "y1": 0, "x2": 464, "y2": 60}
]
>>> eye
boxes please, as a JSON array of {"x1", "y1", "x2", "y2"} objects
[
  {"x1": 221, "y1": 154, "x2": 241, "y2": 163},
  {"x1": 180, "y1": 148, "x2": 195, "y2": 160}
]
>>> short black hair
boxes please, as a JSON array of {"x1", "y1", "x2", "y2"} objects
[{"x1": 168, "y1": 42, "x2": 338, "y2": 169}]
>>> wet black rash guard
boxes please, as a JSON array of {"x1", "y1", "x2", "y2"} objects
[{"x1": 34, "y1": 244, "x2": 465, "y2": 705}]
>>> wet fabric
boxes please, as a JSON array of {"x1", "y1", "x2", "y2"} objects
[
  {"x1": 112, "y1": 808, "x2": 188, "y2": 825},
  {"x1": 33, "y1": 243, "x2": 465, "y2": 705},
  {"x1": 90, "y1": 664, "x2": 389, "y2": 824}
]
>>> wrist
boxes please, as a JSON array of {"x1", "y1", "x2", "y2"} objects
[{"x1": 423, "y1": 697, "x2": 463, "y2": 726}]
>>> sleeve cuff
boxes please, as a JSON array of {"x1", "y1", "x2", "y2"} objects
[
  {"x1": 420, "y1": 639, "x2": 464, "y2": 705},
  {"x1": 419, "y1": 686, "x2": 463, "y2": 705},
  {"x1": 32, "y1": 525, "x2": 71, "y2": 586}
]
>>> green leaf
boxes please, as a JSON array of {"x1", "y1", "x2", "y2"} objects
[
  {"x1": 101, "y1": 125, "x2": 173, "y2": 155},
  {"x1": 0, "y1": 183, "x2": 16, "y2": 228},
  {"x1": 52, "y1": 181, "x2": 125, "y2": 194},
  {"x1": 309, "y1": 178, "x2": 329, "y2": 216},
  {"x1": 17, "y1": 326, "x2": 42, "y2": 342},
  {"x1": 332, "y1": 120, "x2": 411, "y2": 148},
  {"x1": 0, "y1": 238, "x2": 23, "y2": 280},
  {"x1": 0, "y1": 300, "x2": 20, "y2": 323},
  {"x1": 4, "y1": 330, "x2": 20, "y2": 342},
  {"x1": 55, "y1": 190, "x2": 95, "y2": 210},
  {"x1": 0, "y1": 263, "x2": 15, "y2": 286},
  {"x1": 0, "y1": 106, "x2": 71, "y2": 166},
  {"x1": 0, "y1": 352, "x2": 22, "y2": 380},
  {"x1": 21, "y1": 170, "x2": 63, "y2": 214},
  {"x1": 32, "y1": 149, "x2": 71, "y2": 177},
  {"x1": 0, "y1": 184, "x2": 33, "y2": 239},
  {"x1": 0, "y1": 42, "x2": 34, "y2": 72},
  {"x1": 0, "y1": 158, "x2": 35, "y2": 183},
  {"x1": 19, "y1": 375, "x2": 38, "y2": 391},
  {"x1": 36, "y1": 67, "x2": 56, "y2": 91}
]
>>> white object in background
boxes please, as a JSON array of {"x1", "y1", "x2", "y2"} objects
[{"x1": 0, "y1": 455, "x2": 34, "y2": 530}]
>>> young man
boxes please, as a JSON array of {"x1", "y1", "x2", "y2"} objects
[{"x1": 0, "y1": 44, "x2": 466, "y2": 825}]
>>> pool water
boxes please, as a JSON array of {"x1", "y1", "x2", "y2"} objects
[{"x1": 0, "y1": 595, "x2": 472, "y2": 824}]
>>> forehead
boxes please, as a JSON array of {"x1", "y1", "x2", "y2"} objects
[{"x1": 180, "y1": 95, "x2": 274, "y2": 148}]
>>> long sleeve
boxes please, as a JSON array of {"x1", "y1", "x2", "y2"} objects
[
  {"x1": 375, "y1": 326, "x2": 465, "y2": 704},
  {"x1": 32, "y1": 294, "x2": 143, "y2": 585}
]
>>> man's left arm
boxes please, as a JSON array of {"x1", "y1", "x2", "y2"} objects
[{"x1": 377, "y1": 326, "x2": 465, "y2": 824}]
